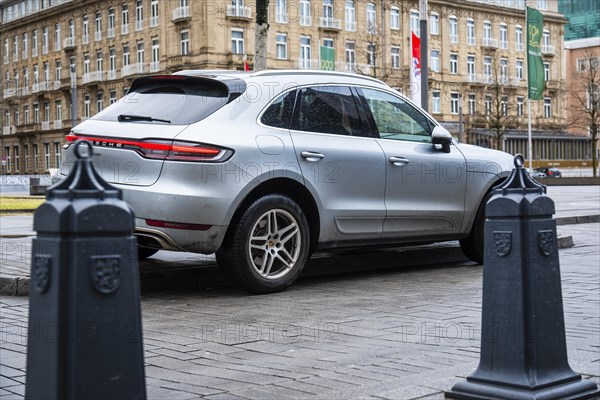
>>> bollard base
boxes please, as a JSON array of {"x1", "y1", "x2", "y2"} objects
[{"x1": 446, "y1": 376, "x2": 600, "y2": 400}]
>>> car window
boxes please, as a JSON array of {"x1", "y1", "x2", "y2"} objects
[
  {"x1": 291, "y1": 86, "x2": 365, "y2": 136},
  {"x1": 261, "y1": 90, "x2": 297, "y2": 129},
  {"x1": 360, "y1": 88, "x2": 432, "y2": 143}
]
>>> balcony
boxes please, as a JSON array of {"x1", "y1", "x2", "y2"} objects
[
  {"x1": 297, "y1": 59, "x2": 318, "y2": 70},
  {"x1": 500, "y1": 40, "x2": 509, "y2": 49},
  {"x1": 121, "y1": 63, "x2": 146, "y2": 77},
  {"x1": 346, "y1": 21, "x2": 356, "y2": 31},
  {"x1": 3, "y1": 88, "x2": 18, "y2": 98},
  {"x1": 95, "y1": 31, "x2": 102, "y2": 41},
  {"x1": 450, "y1": 34, "x2": 459, "y2": 44},
  {"x1": 82, "y1": 34, "x2": 89, "y2": 44},
  {"x1": 107, "y1": 69, "x2": 118, "y2": 80},
  {"x1": 481, "y1": 38, "x2": 498, "y2": 49},
  {"x1": 63, "y1": 37, "x2": 76, "y2": 50},
  {"x1": 32, "y1": 48, "x2": 38, "y2": 57},
  {"x1": 300, "y1": 15, "x2": 312, "y2": 26},
  {"x1": 3, "y1": 126, "x2": 16, "y2": 135},
  {"x1": 21, "y1": 86, "x2": 31, "y2": 96},
  {"x1": 121, "y1": 24, "x2": 129, "y2": 35},
  {"x1": 22, "y1": 50, "x2": 28, "y2": 59},
  {"x1": 3, "y1": 56, "x2": 8, "y2": 64},
  {"x1": 546, "y1": 80, "x2": 562, "y2": 90},
  {"x1": 226, "y1": 5, "x2": 251, "y2": 19},
  {"x1": 467, "y1": 37, "x2": 476, "y2": 46},
  {"x1": 515, "y1": 42, "x2": 524, "y2": 51},
  {"x1": 83, "y1": 71, "x2": 104, "y2": 84},
  {"x1": 150, "y1": 61, "x2": 161, "y2": 72},
  {"x1": 54, "y1": 120, "x2": 63, "y2": 129},
  {"x1": 172, "y1": 6, "x2": 190, "y2": 22},
  {"x1": 31, "y1": 81, "x2": 61, "y2": 93},
  {"x1": 319, "y1": 17, "x2": 341, "y2": 30},
  {"x1": 542, "y1": 44, "x2": 555, "y2": 56},
  {"x1": 41, "y1": 121, "x2": 51, "y2": 131},
  {"x1": 42, "y1": 45, "x2": 49, "y2": 54},
  {"x1": 54, "y1": 41, "x2": 61, "y2": 51},
  {"x1": 135, "y1": 20, "x2": 143, "y2": 31},
  {"x1": 107, "y1": 27, "x2": 116, "y2": 38}
]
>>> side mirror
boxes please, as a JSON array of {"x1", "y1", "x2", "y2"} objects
[{"x1": 431, "y1": 126, "x2": 453, "y2": 153}]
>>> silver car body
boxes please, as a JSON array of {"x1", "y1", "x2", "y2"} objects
[{"x1": 60, "y1": 70, "x2": 513, "y2": 255}]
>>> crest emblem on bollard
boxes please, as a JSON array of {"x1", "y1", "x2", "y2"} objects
[
  {"x1": 493, "y1": 231, "x2": 512, "y2": 257},
  {"x1": 538, "y1": 230, "x2": 554, "y2": 256},
  {"x1": 90, "y1": 255, "x2": 121, "y2": 294},
  {"x1": 33, "y1": 255, "x2": 52, "y2": 293}
]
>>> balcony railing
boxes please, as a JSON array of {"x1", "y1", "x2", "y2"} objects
[
  {"x1": 3, "y1": 56, "x2": 9, "y2": 64},
  {"x1": 42, "y1": 121, "x2": 51, "y2": 131},
  {"x1": 226, "y1": 5, "x2": 251, "y2": 18},
  {"x1": 467, "y1": 37, "x2": 476, "y2": 46},
  {"x1": 31, "y1": 81, "x2": 61, "y2": 93},
  {"x1": 346, "y1": 20, "x2": 356, "y2": 31},
  {"x1": 95, "y1": 31, "x2": 102, "y2": 41},
  {"x1": 319, "y1": 17, "x2": 341, "y2": 30},
  {"x1": 63, "y1": 37, "x2": 75, "y2": 49},
  {"x1": 500, "y1": 40, "x2": 509, "y2": 49},
  {"x1": 42, "y1": 45, "x2": 49, "y2": 54},
  {"x1": 82, "y1": 34, "x2": 89, "y2": 44},
  {"x1": 542, "y1": 44, "x2": 555, "y2": 55},
  {"x1": 3, "y1": 126, "x2": 15, "y2": 135},
  {"x1": 32, "y1": 48, "x2": 38, "y2": 57},
  {"x1": 450, "y1": 34, "x2": 459, "y2": 43},
  {"x1": 13, "y1": 53, "x2": 19, "y2": 62},
  {"x1": 150, "y1": 61, "x2": 161, "y2": 72},
  {"x1": 121, "y1": 24, "x2": 129, "y2": 35},
  {"x1": 107, "y1": 70, "x2": 118, "y2": 80},
  {"x1": 481, "y1": 38, "x2": 498, "y2": 48},
  {"x1": 107, "y1": 27, "x2": 116, "y2": 38},
  {"x1": 3, "y1": 88, "x2": 17, "y2": 98},
  {"x1": 516, "y1": 41, "x2": 524, "y2": 51},
  {"x1": 83, "y1": 71, "x2": 104, "y2": 84},
  {"x1": 297, "y1": 58, "x2": 317, "y2": 70},
  {"x1": 22, "y1": 50, "x2": 28, "y2": 59},
  {"x1": 300, "y1": 15, "x2": 312, "y2": 26},
  {"x1": 54, "y1": 41, "x2": 61, "y2": 51},
  {"x1": 172, "y1": 6, "x2": 190, "y2": 22},
  {"x1": 121, "y1": 63, "x2": 146, "y2": 77},
  {"x1": 54, "y1": 120, "x2": 63, "y2": 129},
  {"x1": 21, "y1": 86, "x2": 31, "y2": 96},
  {"x1": 135, "y1": 20, "x2": 144, "y2": 31},
  {"x1": 150, "y1": 16, "x2": 159, "y2": 27}
]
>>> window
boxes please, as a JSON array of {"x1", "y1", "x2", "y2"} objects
[
  {"x1": 24, "y1": 106, "x2": 29, "y2": 124},
  {"x1": 123, "y1": 45, "x2": 130, "y2": 66},
  {"x1": 84, "y1": 94, "x2": 91, "y2": 118},
  {"x1": 276, "y1": 33, "x2": 287, "y2": 59},
  {"x1": 500, "y1": 23, "x2": 508, "y2": 49},
  {"x1": 367, "y1": 44, "x2": 376, "y2": 66},
  {"x1": 451, "y1": 93, "x2": 459, "y2": 114},
  {"x1": 485, "y1": 95, "x2": 492, "y2": 115},
  {"x1": 538, "y1": 0, "x2": 548, "y2": 10},
  {"x1": 430, "y1": 50, "x2": 439, "y2": 72},
  {"x1": 33, "y1": 64, "x2": 39, "y2": 83},
  {"x1": 544, "y1": 97, "x2": 551, "y2": 118},
  {"x1": 467, "y1": 18, "x2": 476, "y2": 46},
  {"x1": 32, "y1": 30, "x2": 38, "y2": 56},
  {"x1": 300, "y1": 36, "x2": 311, "y2": 69},
  {"x1": 323, "y1": 0, "x2": 333, "y2": 19},
  {"x1": 83, "y1": 15, "x2": 89, "y2": 43},
  {"x1": 135, "y1": 0, "x2": 144, "y2": 31},
  {"x1": 84, "y1": 54, "x2": 90, "y2": 75},
  {"x1": 542, "y1": 29, "x2": 550, "y2": 52},
  {"x1": 483, "y1": 20, "x2": 491, "y2": 39},
  {"x1": 22, "y1": 33, "x2": 28, "y2": 59},
  {"x1": 345, "y1": 0, "x2": 356, "y2": 31},
  {"x1": 577, "y1": 57, "x2": 600, "y2": 71},
  {"x1": 150, "y1": 0, "x2": 159, "y2": 27},
  {"x1": 24, "y1": 145, "x2": 29, "y2": 173},
  {"x1": 43, "y1": 62, "x2": 49, "y2": 82},
  {"x1": 68, "y1": 19, "x2": 75, "y2": 39},
  {"x1": 300, "y1": 0, "x2": 311, "y2": 26},
  {"x1": 450, "y1": 53, "x2": 458, "y2": 74},
  {"x1": 14, "y1": 146, "x2": 19, "y2": 172},
  {"x1": 34, "y1": 103, "x2": 40, "y2": 123},
  {"x1": 261, "y1": 89, "x2": 296, "y2": 129},
  {"x1": 276, "y1": 0, "x2": 288, "y2": 23},
  {"x1": 110, "y1": 90, "x2": 117, "y2": 104},
  {"x1": 517, "y1": 96, "x2": 524, "y2": 116},
  {"x1": 43, "y1": 102, "x2": 50, "y2": 122},
  {"x1": 345, "y1": 41, "x2": 356, "y2": 68},
  {"x1": 42, "y1": 26, "x2": 48, "y2": 53},
  {"x1": 122, "y1": 5, "x2": 129, "y2": 34},
  {"x1": 449, "y1": 16, "x2": 458, "y2": 43},
  {"x1": 430, "y1": 12, "x2": 439, "y2": 35},
  {"x1": 95, "y1": 11, "x2": 102, "y2": 41},
  {"x1": 410, "y1": 10, "x2": 419, "y2": 35},
  {"x1": 291, "y1": 86, "x2": 363, "y2": 136},
  {"x1": 97, "y1": 91, "x2": 104, "y2": 113},
  {"x1": 33, "y1": 144, "x2": 39, "y2": 170},
  {"x1": 44, "y1": 143, "x2": 51, "y2": 170},
  {"x1": 544, "y1": 62, "x2": 550, "y2": 81},
  {"x1": 180, "y1": 31, "x2": 189, "y2": 55},
  {"x1": 484, "y1": 56, "x2": 492, "y2": 77},
  {"x1": 323, "y1": 38, "x2": 333, "y2": 48},
  {"x1": 516, "y1": 60, "x2": 523, "y2": 80},
  {"x1": 54, "y1": 143, "x2": 61, "y2": 168},
  {"x1": 4, "y1": 147, "x2": 10, "y2": 172},
  {"x1": 468, "y1": 93, "x2": 476, "y2": 115},
  {"x1": 366, "y1": 3, "x2": 376, "y2": 33},
  {"x1": 109, "y1": 48, "x2": 116, "y2": 78},
  {"x1": 108, "y1": 8, "x2": 115, "y2": 37},
  {"x1": 231, "y1": 29, "x2": 244, "y2": 54},
  {"x1": 137, "y1": 41, "x2": 144, "y2": 64},
  {"x1": 13, "y1": 35, "x2": 19, "y2": 62},
  {"x1": 391, "y1": 46, "x2": 400, "y2": 69},
  {"x1": 516, "y1": 25, "x2": 523, "y2": 51},
  {"x1": 501, "y1": 96, "x2": 508, "y2": 116},
  {"x1": 500, "y1": 58, "x2": 508, "y2": 79},
  {"x1": 55, "y1": 60, "x2": 62, "y2": 80},
  {"x1": 151, "y1": 38, "x2": 160, "y2": 71},
  {"x1": 54, "y1": 24, "x2": 61, "y2": 51},
  {"x1": 432, "y1": 91, "x2": 440, "y2": 113},
  {"x1": 467, "y1": 55, "x2": 475, "y2": 77},
  {"x1": 390, "y1": 7, "x2": 399, "y2": 30},
  {"x1": 55, "y1": 100, "x2": 62, "y2": 122},
  {"x1": 361, "y1": 88, "x2": 431, "y2": 142}
]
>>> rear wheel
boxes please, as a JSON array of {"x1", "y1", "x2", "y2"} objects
[
  {"x1": 459, "y1": 194, "x2": 490, "y2": 264},
  {"x1": 217, "y1": 194, "x2": 310, "y2": 294}
]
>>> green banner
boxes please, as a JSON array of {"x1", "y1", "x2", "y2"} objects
[
  {"x1": 320, "y1": 46, "x2": 335, "y2": 71},
  {"x1": 527, "y1": 7, "x2": 545, "y2": 100}
]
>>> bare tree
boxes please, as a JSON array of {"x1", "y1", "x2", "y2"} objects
[
  {"x1": 354, "y1": 25, "x2": 402, "y2": 85},
  {"x1": 254, "y1": 0, "x2": 269, "y2": 71},
  {"x1": 568, "y1": 49, "x2": 599, "y2": 177}
]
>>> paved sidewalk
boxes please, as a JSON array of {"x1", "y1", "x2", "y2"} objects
[{"x1": 1, "y1": 222, "x2": 599, "y2": 399}]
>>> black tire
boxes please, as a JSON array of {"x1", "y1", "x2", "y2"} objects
[
  {"x1": 138, "y1": 246, "x2": 159, "y2": 260},
  {"x1": 216, "y1": 194, "x2": 310, "y2": 294},
  {"x1": 459, "y1": 194, "x2": 490, "y2": 264}
]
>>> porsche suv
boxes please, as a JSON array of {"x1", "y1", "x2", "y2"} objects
[{"x1": 59, "y1": 70, "x2": 513, "y2": 293}]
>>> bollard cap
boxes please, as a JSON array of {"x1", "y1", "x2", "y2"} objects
[
  {"x1": 487, "y1": 154, "x2": 555, "y2": 218},
  {"x1": 33, "y1": 140, "x2": 134, "y2": 233}
]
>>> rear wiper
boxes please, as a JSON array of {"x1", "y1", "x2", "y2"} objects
[{"x1": 118, "y1": 114, "x2": 171, "y2": 123}]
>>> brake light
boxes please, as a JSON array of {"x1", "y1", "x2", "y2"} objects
[
  {"x1": 146, "y1": 219, "x2": 212, "y2": 231},
  {"x1": 66, "y1": 134, "x2": 230, "y2": 162}
]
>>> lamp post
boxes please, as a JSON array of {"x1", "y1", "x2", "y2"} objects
[
  {"x1": 70, "y1": 65, "x2": 77, "y2": 128},
  {"x1": 420, "y1": 0, "x2": 428, "y2": 112}
]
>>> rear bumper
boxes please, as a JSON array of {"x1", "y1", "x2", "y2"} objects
[{"x1": 134, "y1": 221, "x2": 227, "y2": 254}]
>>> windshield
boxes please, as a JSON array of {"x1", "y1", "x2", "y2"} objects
[{"x1": 92, "y1": 78, "x2": 230, "y2": 125}]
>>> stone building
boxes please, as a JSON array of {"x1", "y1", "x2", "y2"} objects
[{"x1": 0, "y1": 0, "x2": 577, "y2": 175}]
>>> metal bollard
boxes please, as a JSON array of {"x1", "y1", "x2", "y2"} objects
[
  {"x1": 446, "y1": 154, "x2": 599, "y2": 400},
  {"x1": 25, "y1": 140, "x2": 146, "y2": 400}
]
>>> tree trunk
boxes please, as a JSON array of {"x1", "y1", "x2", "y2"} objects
[
  {"x1": 592, "y1": 128, "x2": 598, "y2": 178},
  {"x1": 254, "y1": 0, "x2": 269, "y2": 71}
]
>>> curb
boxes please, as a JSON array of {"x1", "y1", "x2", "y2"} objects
[{"x1": 555, "y1": 215, "x2": 600, "y2": 225}]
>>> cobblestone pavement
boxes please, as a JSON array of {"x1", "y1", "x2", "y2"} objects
[{"x1": 1, "y1": 221, "x2": 599, "y2": 399}]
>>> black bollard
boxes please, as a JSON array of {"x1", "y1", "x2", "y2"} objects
[
  {"x1": 25, "y1": 140, "x2": 146, "y2": 400},
  {"x1": 446, "y1": 154, "x2": 599, "y2": 400}
]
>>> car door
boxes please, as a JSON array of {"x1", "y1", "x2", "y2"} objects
[
  {"x1": 289, "y1": 85, "x2": 387, "y2": 244},
  {"x1": 357, "y1": 87, "x2": 467, "y2": 239}
]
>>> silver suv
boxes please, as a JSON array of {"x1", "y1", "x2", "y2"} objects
[{"x1": 60, "y1": 70, "x2": 513, "y2": 293}]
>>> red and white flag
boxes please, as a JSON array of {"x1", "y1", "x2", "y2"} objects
[
  {"x1": 410, "y1": 32, "x2": 421, "y2": 106},
  {"x1": 243, "y1": 54, "x2": 250, "y2": 71}
]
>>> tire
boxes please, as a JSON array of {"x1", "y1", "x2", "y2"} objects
[
  {"x1": 138, "y1": 246, "x2": 159, "y2": 260},
  {"x1": 459, "y1": 194, "x2": 490, "y2": 265},
  {"x1": 216, "y1": 194, "x2": 310, "y2": 294}
]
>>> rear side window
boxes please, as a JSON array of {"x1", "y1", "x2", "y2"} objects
[
  {"x1": 92, "y1": 78, "x2": 229, "y2": 125},
  {"x1": 261, "y1": 90, "x2": 296, "y2": 129},
  {"x1": 291, "y1": 86, "x2": 365, "y2": 136}
]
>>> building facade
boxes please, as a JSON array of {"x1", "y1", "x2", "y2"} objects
[
  {"x1": 558, "y1": 0, "x2": 600, "y2": 41},
  {"x1": 0, "y1": 0, "x2": 581, "y2": 175}
]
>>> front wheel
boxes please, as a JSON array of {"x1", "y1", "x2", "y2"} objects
[
  {"x1": 459, "y1": 194, "x2": 490, "y2": 265},
  {"x1": 217, "y1": 194, "x2": 310, "y2": 294}
]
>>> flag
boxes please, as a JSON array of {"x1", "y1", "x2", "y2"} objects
[
  {"x1": 410, "y1": 32, "x2": 421, "y2": 106},
  {"x1": 243, "y1": 54, "x2": 250, "y2": 71},
  {"x1": 526, "y1": 7, "x2": 545, "y2": 100},
  {"x1": 320, "y1": 46, "x2": 336, "y2": 71}
]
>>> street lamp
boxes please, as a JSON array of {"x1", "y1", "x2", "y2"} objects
[{"x1": 420, "y1": 0, "x2": 428, "y2": 112}]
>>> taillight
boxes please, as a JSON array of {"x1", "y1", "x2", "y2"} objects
[
  {"x1": 66, "y1": 134, "x2": 231, "y2": 162},
  {"x1": 146, "y1": 219, "x2": 212, "y2": 231}
]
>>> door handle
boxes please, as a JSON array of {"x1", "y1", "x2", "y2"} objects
[
  {"x1": 389, "y1": 156, "x2": 410, "y2": 166},
  {"x1": 301, "y1": 151, "x2": 325, "y2": 161}
]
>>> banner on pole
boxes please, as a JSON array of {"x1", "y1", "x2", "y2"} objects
[
  {"x1": 320, "y1": 46, "x2": 335, "y2": 71},
  {"x1": 527, "y1": 7, "x2": 545, "y2": 100},
  {"x1": 411, "y1": 32, "x2": 421, "y2": 106}
]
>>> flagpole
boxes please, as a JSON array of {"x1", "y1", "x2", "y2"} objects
[{"x1": 528, "y1": 99, "x2": 533, "y2": 170}]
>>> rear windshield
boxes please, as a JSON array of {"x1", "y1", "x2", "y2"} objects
[{"x1": 92, "y1": 79, "x2": 229, "y2": 125}]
